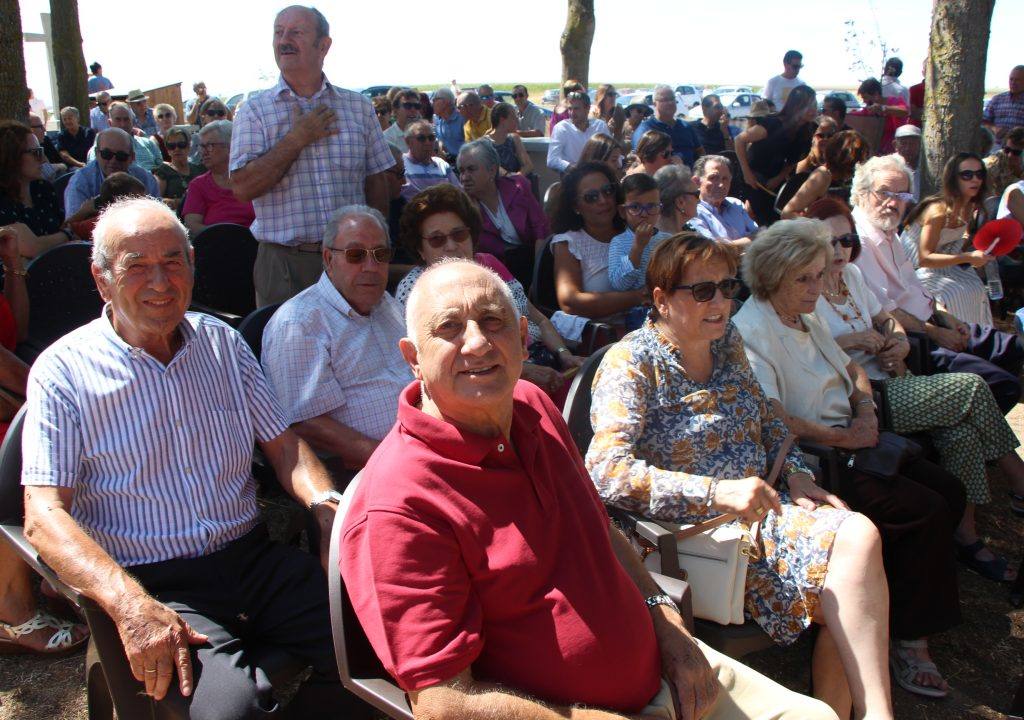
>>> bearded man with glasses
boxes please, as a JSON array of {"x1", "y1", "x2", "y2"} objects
[
  {"x1": 262, "y1": 205, "x2": 411, "y2": 475},
  {"x1": 64, "y1": 127, "x2": 160, "y2": 220}
]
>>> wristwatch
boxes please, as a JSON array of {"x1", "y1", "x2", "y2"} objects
[
  {"x1": 307, "y1": 489, "x2": 344, "y2": 512},
  {"x1": 645, "y1": 593, "x2": 680, "y2": 614}
]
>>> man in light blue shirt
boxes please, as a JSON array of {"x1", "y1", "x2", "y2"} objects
[
  {"x1": 432, "y1": 87, "x2": 465, "y2": 159},
  {"x1": 89, "y1": 92, "x2": 111, "y2": 131},
  {"x1": 64, "y1": 128, "x2": 159, "y2": 219},
  {"x1": 689, "y1": 155, "x2": 758, "y2": 245}
]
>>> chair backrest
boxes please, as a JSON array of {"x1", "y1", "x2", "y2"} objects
[
  {"x1": 328, "y1": 472, "x2": 414, "y2": 719},
  {"x1": 530, "y1": 236, "x2": 558, "y2": 314},
  {"x1": 24, "y1": 242, "x2": 104, "y2": 352},
  {"x1": 561, "y1": 344, "x2": 614, "y2": 456},
  {"x1": 773, "y1": 171, "x2": 810, "y2": 214},
  {"x1": 236, "y1": 303, "x2": 282, "y2": 361},
  {"x1": 0, "y1": 406, "x2": 28, "y2": 524},
  {"x1": 191, "y1": 223, "x2": 259, "y2": 319}
]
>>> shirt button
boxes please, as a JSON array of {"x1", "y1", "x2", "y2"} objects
[
  {"x1": 497, "y1": 444, "x2": 505, "y2": 452},
  {"x1": 183, "y1": 467, "x2": 192, "y2": 474},
  {"x1": 175, "y1": 419, "x2": 182, "y2": 428}
]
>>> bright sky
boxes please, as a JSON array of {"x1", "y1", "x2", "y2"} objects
[{"x1": 19, "y1": 0, "x2": 1023, "y2": 110}]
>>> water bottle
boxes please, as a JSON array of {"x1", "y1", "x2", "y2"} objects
[{"x1": 985, "y1": 261, "x2": 1004, "y2": 301}]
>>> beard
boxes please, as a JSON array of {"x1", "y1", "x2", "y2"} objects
[{"x1": 866, "y1": 206, "x2": 901, "y2": 235}]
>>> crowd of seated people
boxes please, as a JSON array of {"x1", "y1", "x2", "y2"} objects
[{"x1": 6, "y1": 14, "x2": 1024, "y2": 718}]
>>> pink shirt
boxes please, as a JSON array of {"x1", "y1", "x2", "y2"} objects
[
  {"x1": 182, "y1": 172, "x2": 255, "y2": 227},
  {"x1": 340, "y1": 380, "x2": 661, "y2": 712},
  {"x1": 852, "y1": 206, "x2": 934, "y2": 322}
]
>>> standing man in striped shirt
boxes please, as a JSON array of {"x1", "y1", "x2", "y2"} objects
[
  {"x1": 230, "y1": 5, "x2": 395, "y2": 308},
  {"x1": 22, "y1": 197, "x2": 370, "y2": 719}
]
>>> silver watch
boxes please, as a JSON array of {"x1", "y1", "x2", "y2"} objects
[
  {"x1": 645, "y1": 593, "x2": 679, "y2": 614},
  {"x1": 307, "y1": 489, "x2": 344, "y2": 512}
]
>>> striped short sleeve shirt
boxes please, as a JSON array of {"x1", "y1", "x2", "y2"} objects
[
  {"x1": 229, "y1": 74, "x2": 396, "y2": 247},
  {"x1": 22, "y1": 310, "x2": 289, "y2": 567}
]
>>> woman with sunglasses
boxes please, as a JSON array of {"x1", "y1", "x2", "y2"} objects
[
  {"x1": 587, "y1": 232, "x2": 886, "y2": 720},
  {"x1": 781, "y1": 130, "x2": 871, "y2": 219},
  {"x1": 0, "y1": 120, "x2": 68, "y2": 258},
  {"x1": 485, "y1": 103, "x2": 533, "y2": 176},
  {"x1": 899, "y1": 153, "x2": 993, "y2": 326},
  {"x1": 795, "y1": 116, "x2": 839, "y2": 175},
  {"x1": 182, "y1": 121, "x2": 254, "y2": 236},
  {"x1": 550, "y1": 162, "x2": 645, "y2": 323},
  {"x1": 395, "y1": 185, "x2": 583, "y2": 396},
  {"x1": 810, "y1": 197, "x2": 1024, "y2": 587},
  {"x1": 189, "y1": 98, "x2": 232, "y2": 164},
  {"x1": 734, "y1": 218, "x2": 965, "y2": 706},
  {"x1": 154, "y1": 127, "x2": 204, "y2": 212},
  {"x1": 625, "y1": 130, "x2": 674, "y2": 177},
  {"x1": 589, "y1": 84, "x2": 626, "y2": 144}
]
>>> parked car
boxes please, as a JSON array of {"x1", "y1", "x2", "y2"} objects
[
  {"x1": 617, "y1": 90, "x2": 654, "y2": 108},
  {"x1": 688, "y1": 92, "x2": 763, "y2": 120},
  {"x1": 223, "y1": 90, "x2": 263, "y2": 112},
  {"x1": 359, "y1": 85, "x2": 402, "y2": 99},
  {"x1": 493, "y1": 90, "x2": 515, "y2": 104},
  {"x1": 704, "y1": 85, "x2": 753, "y2": 98},
  {"x1": 674, "y1": 85, "x2": 702, "y2": 108},
  {"x1": 541, "y1": 88, "x2": 560, "y2": 104},
  {"x1": 817, "y1": 90, "x2": 862, "y2": 111}
]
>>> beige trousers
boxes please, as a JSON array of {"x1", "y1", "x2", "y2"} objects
[
  {"x1": 642, "y1": 639, "x2": 838, "y2": 720},
  {"x1": 253, "y1": 242, "x2": 325, "y2": 308}
]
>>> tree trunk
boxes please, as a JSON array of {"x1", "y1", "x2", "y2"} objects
[
  {"x1": 49, "y1": 0, "x2": 88, "y2": 126},
  {"x1": 0, "y1": 0, "x2": 28, "y2": 123},
  {"x1": 921, "y1": 0, "x2": 995, "y2": 196},
  {"x1": 560, "y1": 0, "x2": 595, "y2": 89}
]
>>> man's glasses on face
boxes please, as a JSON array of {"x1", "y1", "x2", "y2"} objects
[
  {"x1": 204, "y1": 109, "x2": 226, "y2": 118},
  {"x1": 328, "y1": 246, "x2": 393, "y2": 264},
  {"x1": 623, "y1": 202, "x2": 662, "y2": 217},
  {"x1": 399, "y1": 102, "x2": 420, "y2": 111},
  {"x1": 200, "y1": 142, "x2": 228, "y2": 151},
  {"x1": 22, "y1": 147, "x2": 44, "y2": 160},
  {"x1": 479, "y1": 95, "x2": 493, "y2": 102},
  {"x1": 511, "y1": 92, "x2": 526, "y2": 99},
  {"x1": 165, "y1": 141, "x2": 189, "y2": 150},
  {"x1": 98, "y1": 148, "x2": 131, "y2": 162},
  {"x1": 872, "y1": 188, "x2": 914, "y2": 203},
  {"x1": 579, "y1": 183, "x2": 616, "y2": 205},
  {"x1": 413, "y1": 133, "x2": 437, "y2": 143}
]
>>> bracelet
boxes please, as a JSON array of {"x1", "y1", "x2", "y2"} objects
[
  {"x1": 856, "y1": 398, "x2": 874, "y2": 407},
  {"x1": 556, "y1": 346, "x2": 570, "y2": 355},
  {"x1": 645, "y1": 593, "x2": 680, "y2": 615},
  {"x1": 2, "y1": 264, "x2": 26, "y2": 277}
]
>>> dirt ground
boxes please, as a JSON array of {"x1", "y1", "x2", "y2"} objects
[{"x1": 2, "y1": 424, "x2": 1023, "y2": 720}]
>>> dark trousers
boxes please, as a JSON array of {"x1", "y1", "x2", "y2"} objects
[
  {"x1": 930, "y1": 323, "x2": 1024, "y2": 414},
  {"x1": 129, "y1": 525, "x2": 372, "y2": 720},
  {"x1": 838, "y1": 457, "x2": 964, "y2": 640}
]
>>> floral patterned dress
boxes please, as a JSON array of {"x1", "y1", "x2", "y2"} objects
[{"x1": 585, "y1": 320, "x2": 853, "y2": 644}]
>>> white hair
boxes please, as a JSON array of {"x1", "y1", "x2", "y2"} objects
[
  {"x1": 850, "y1": 154, "x2": 913, "y2": 209},
  {"x1": 322, "y1": 204, "x2": 389, "y2": 248},
  {"x1": 92, "y1": 197, "x2": 191, "y2": 279},
  {"x1": 404, "y1": 258, "x2": 519, "y2": 348},
  {"x1": 198, "y1": 119, "x2": 233, "y2": 144},
  {"x1": 653, "y1": 84, "x2": 674, "y2": 98},
  {"x1": 60, "y1": 106, "x2": 80, "y2": 120}
]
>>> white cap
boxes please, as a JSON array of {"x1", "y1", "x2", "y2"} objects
[{"x1": 894, "y1": 124, "x2": 922, "y2": 139}]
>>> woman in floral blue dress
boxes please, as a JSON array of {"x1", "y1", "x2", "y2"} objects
[{"x1": 586, "y1": 232, "x2": 896, "y2": 720}]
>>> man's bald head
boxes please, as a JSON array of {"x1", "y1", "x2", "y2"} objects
[{"x1": 95, "y1": 128, "x2": 134, "y2": 176}]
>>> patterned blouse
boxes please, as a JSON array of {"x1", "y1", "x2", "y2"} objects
[{"x1": 586, "y1": 319, "x2": 851, "y2": 644}]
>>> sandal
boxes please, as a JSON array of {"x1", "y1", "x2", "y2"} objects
[
  {"x1": 890, "y1": 640, "x2": 948, "y2": 699},
  {"x1": 956, "y1": 539, "x2": 1015, "y2": 582},
  {"x1": 0, "y1": 610, "x2": 88, "y2": 656},
  {"x1": 1009, "y1": 491, "x2": 1024, "y2": 518}
]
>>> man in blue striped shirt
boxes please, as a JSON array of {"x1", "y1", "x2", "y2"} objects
[{"x1": 22, "y1": 197, "x2": 370, "y2": 719}]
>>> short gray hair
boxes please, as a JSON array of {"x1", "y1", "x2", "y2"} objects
[
  {"x1": 96, "y1": 91, "x2": 111, "y2": 103},
  {"x1": 404, "y1": 119, "x2": 433, "y2": 139},
  {"x1": 60, "y1": 106, "x2": 80, "y2": 120},
  {"x1": 457, "y1": 139, "x2": 500, "y2": 179},
  {"x1": 92, "y1": 197, "x2": 192, "y2": 279},
  {"x1": 692, "y1": 154, "x2": 731, "y2": 179},
  {"x1": 198, "y1": 119, "x2": 233, "y2": 144},
  {"x1": 653, "y1": 84, "x2": 674, "y2": 99},
  {"x1": 741, "y1": 218, "x2": 831, "y2": 300},
  {"x1": 405, "y1": 257, "x2": 518, "y2": 348},
  {"x1": 432, "y1": 88, "x2": 455, "y2": 103},
  {"x1": 850, "y1": 154, "x2": 913, "y2": 209},
  {"x1": 654, "y1": 164, "x2": 694, "y2": 210},
  {"x1": 322, "y1": 204, "x2": 389, "y2": 249},
  {"x1": 276, "y1": 5, "x2": 329, "y2": 40}
]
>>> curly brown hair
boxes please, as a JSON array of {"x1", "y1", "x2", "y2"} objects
[
  {"x1": 0, "y1": 120, "x2": 32, "y2": 202},
  {"x1": 823, "y1": 130, "x2": 871, "y2": 183},
  {"x1": 398, "y1": 184, "x2": 483, "y2": 264}
]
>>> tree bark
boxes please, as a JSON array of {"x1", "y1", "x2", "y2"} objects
[
  {"x1": 560, "y1": 0, "x2": 595, "y2": 89},
  {"x1": 922, "y1": 0, "x2": 995, "y2": 196},
  {"x1": 49, "y1": 0, "x2": 89, "y2": 127},
  {"x1": 0, "y1": 0, "x2": 28, "y2": 123}
]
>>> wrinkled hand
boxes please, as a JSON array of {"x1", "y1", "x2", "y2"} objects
[
  {"x1": 787, "y1": 472, "x2": 849, "y2": 512},
  {"x1": 291, "y1": 105, "x2": 338, "y2": 146},
  {"x1": 112, "y1": 593, "x2": 208, "y2": 700},
  {"x1": 633, "y1": 222, "x2": 657, "y2": 250},
  {"x1": 521, "y1": 362, "x2": 563, "y2": 395},
  {"x1": 559, "y1": 352, "x2": 586, "y2": 370},
  {"x1": 710, "y1": 476, "x2": 782, "y2": 523},
  {"x1": 659, "y1": 623, "x2": 718, "y2": 720},
  {"x1": 963, "y1": 250, "x2": 993, "y2": 268},
  {"x1": 930, "y1": 324, "x2": 967, "y2": 352},
  {"x1": 843, "y1": 329, "x2": 886, "y2": 353},
  {"x1": 834, "y1": 414, "x2": 879, "y2": 450}
]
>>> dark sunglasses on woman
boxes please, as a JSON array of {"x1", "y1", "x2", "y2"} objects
[
  {"x1": 165, "y1": 141, "x2": 188, "y2": 150},
  {"x1": 673, "y1": 277, "x2": 742, "y2": 302},
  {"x1": 832, "y1": 233, "x2": 859, "y2": 248},
  {"x1": 579, "y1": 183, "x2": 616, "y2": 205},
  {"x1": 422, "y1": 227, "x2": 471, "y2": 248},
  {"x1": 957, "y1": 169, "x2": 986, "y2": 181}
]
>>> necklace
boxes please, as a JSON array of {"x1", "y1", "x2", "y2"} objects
[
  {"x1": 823, "y1": 276, "x2": 868, "y2": 332},
  {"x1": 772, "y1": 304, "x2": 802, "y2": 328}
]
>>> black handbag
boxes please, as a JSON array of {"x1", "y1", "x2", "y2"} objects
[{"x1": 847, "y1": 431, "x2": 923, "y2": 480}]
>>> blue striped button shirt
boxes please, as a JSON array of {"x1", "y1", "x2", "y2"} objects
[{"x1": 22, "y1": 310, "x2": 289, "y2": 567}]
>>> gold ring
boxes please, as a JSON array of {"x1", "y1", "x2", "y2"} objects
[
  {"x1": 754, "y1": 506, "x2": 765, "y2": 516},
  {"x1": 144, "y1": 668, "x2": 157, "y2": 674}
]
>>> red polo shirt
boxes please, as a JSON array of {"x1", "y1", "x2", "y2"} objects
[{"x1": 340, "y1": 380, "x2": 661, "y2": 712}]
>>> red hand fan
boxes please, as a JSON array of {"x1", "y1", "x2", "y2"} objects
[{"x1": 973, "y1": 217, "x2": 1024, "y2": 256}]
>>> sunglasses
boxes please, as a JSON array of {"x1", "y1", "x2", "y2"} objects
[
  {"x1": 623, "y1": 202, "x2": 662, "y2": 216},
  {"x1": 23, "y1": 147, "x2": 44, "y2": 160},
  {"x1": 157, "y1": 113, "x2": 174, "y2": 119},
  {"x1": 479, "y1": 94, "x2": 493, "y2": 101},
  {"x1": 29, "y1": 124, "x2": 45, "y2": 130},
  {"x1": 957, "y1": 169, "x2": 986, "y2": 181},
  {"x1": 512, "y1": 92, "x2": 526, "y2": 99},
  {"x1": 673, "y1": 278, "x2": 742, "y2": 302},
  {"x1": 832, "y1": 233, "x2": 859, "y2": 248},
  {"x1": 422, "y1": 226, "x2": 471, "y2": 248},
  {"x1": 204, "y1": 109, "x2": 226, "y2": 117},
  {"x1": 165, "y1": 141, "x2": 188, "y2": 150},
  {"x1": 872, "y1": 189, "x2": 914, "y2": 203},
  {"x1": 329, "y1": 246, "x2": 393, "y2": 264},
  {"x1": 413, "y1": 133, "x2": 437, "y2": 143},
  {"x1": 98, "y1": 148, "x2": 131, "y2": 162},
  {"x1": 579, "y1": 183, "x2": 616, "y2": 204},
  {"x1": 200, "y1": 142, "x2": 228, "y2": 150},
  {"x1": 400, "y1": 102, "x2": 420, "y2": 110},
  {"x1": 1003, "y1": 146, "x2": 1023, "y2": 157}
]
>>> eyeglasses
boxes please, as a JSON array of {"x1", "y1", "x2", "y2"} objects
[
  {"x1": 422, "y1": 226, "x2": 471, "y2": 248},
  {"x1": 98, "y1": 101, "x2": 109, "y2": 107},
  {"x1": 957, "y1": 169, "x2": 986, "y2": 181},
  {"x1": 623, "y1": 202, "x2": 662, "y2": 217},
  {"x1": 400, "y1": 102, "x2": 420, "y2": 111},
  {"x1": 871, "y1": 189, "x2": 914, "y2": 203},
  {"x1": 200, "y1": 142, "x2": 228, "y2": 150},
  {"x1": 412, "y1": 133, "x2": 436, "y2": 142},
  {"x1": 1003, "y1": 146, "x2": 1023, "y2": 157},
  {"x1": 579, "y1": 183, "x2": 616, "y2": 204},
  {"x1": 328, "y1": 246, "x2": 393, "y2": 264},
  {"x1": 98, "y1": 148, "x2": 131, "y2": 162},
  {"x1": 376, "y1": 108, "x2": 390, "y2": 117},
  {"x1": 22, "y1": 147, "x2": 44, "y2": 160},
  {"x1": 165, "y1": 141, "x2": 188, "y2": 150},
  {"x1": 204, "y1": 109, "x2": 226, "y2": 117},
  {"x1": 157, "y1": 113, "x2": 174, "y2": 119},
  {"x1": 673, "y1": 278, "x2": 742, "y2": 302},
  {"x1": 479, "y1": 94, "x2": 493, "y2": 101},
  {"x1": 511, "y1": 92, "x2": 526, "y2": 99},
  {"x1": 832, "y1": 233, "x2": 859, "y2": 248}
]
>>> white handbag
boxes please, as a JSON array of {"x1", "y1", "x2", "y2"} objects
[{"x1": 639, "y1": 435, "x2": 793, "y2": 626}]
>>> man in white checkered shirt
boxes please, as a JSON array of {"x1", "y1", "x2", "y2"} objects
[
  {"x1": 261, "y1": 205, "x2": 411, "y2": 474},
  {"x1": 230, "y1": 5, "x2": 395, "y2": 307}
]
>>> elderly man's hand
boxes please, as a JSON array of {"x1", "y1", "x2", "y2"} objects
[
  {"x1": 928, "y1": 324, "x2": 967, "y2": 352},
  {"x1": 291, "y1": 105, "x2": 338, "y2": 146},
  {"x1": 521, "y1": 363, "x2": 563, "y2": 395},
  {"x1": 655, "y1": 614, "x2": 718, "y2": 720},
  {"x1": 112, "y1": 592, "x2": 208, "y2": 700}
]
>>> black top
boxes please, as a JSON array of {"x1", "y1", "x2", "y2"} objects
[
  {"x1": 689, "y1": 119, "x2": 729, "y2": 155},
  {"x1": 0, "y1": 180, "x2": 63, "y2": 237},
  {"x1": 41, "y1": 135, "x2": 62, "y2": 165},
  {"x1": 57, "y1": 127, "x2": 97, "y2": 163},
  {"x1": 747, "y1": 116, "x2": 815, "y2": 181}
]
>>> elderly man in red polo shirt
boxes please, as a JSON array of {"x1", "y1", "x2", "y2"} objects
[{"x1": 340, "y1": 259, "x2": 837, "y2": 720}]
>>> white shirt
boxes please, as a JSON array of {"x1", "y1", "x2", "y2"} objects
[
  {"x1": 815, "y1": 264, "x2": 886, "y2": 380},
  {"x1": 384, "y1": 122, "x2": 409, "y2": 152},
  {"x1": 881, "y1": 76, "x2": 911, "y2": 106},
  {"x1": 852, "y1": 206, "x2": 934, "y2": 322},
  {"x1": 762, "y1": 75, "x2": 807, "y2": 109},
  {"x1": 261, "y1": 272, "x2": 412, "y2": 442},
  {"x1": 547, "y1": 118, "x2": 611, "y2": 172},
  {"x1": 998, "y1": 180, "x2": 1024, "y2": 219}
]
